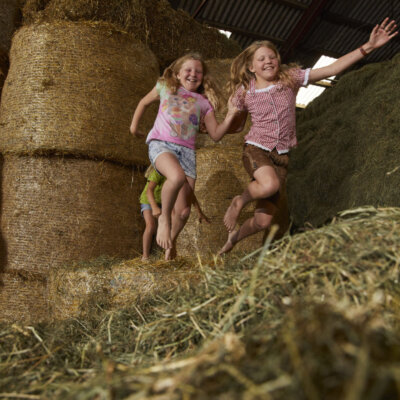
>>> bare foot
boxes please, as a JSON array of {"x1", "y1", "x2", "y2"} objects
[
  {"x1": 165, "y1": 245, "x2": 177, "y2": 261},
  {"x1": 218, "y1": 230, "x2": 239, "y2": 255},
  {"x1": 141, "y1": 256, "x2": 150, "y2": 262},
  {"x1": 157, "y1": 215, "x2": 172, "y2": 250},
  {"x1": 223, "y1": 195, "x2": 243, "y2": 232}
]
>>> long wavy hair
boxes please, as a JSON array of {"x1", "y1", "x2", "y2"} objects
[
  {"x1": 158, "y1": 52, "x2": 222, "y2": 111},
  {"x1": 228, "y1": 40, "x2": 299, "y2": 97}
]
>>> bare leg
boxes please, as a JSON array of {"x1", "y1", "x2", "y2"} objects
[
  {"x1": 223, "y1": 165, "x2": 280, "y2": 232},
  {"x1": 219, "y1": 200, "x2": 276, "y2": 255},
  {"x1": 154, "y1": 153, "x2": 186, "y2": 249},
  {"x1": 142, "y1": 209, "x2": 156, "y2": 260},
  {"x1": 165, "y1": 177, "x2": 195, "y2": 260}
]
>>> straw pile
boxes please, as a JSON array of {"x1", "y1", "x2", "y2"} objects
[
  {"x1": 0, "y1": 21, "x2": 159, "y2": 165},
  {"x1": 197, "y1": 58, "x2": 251, "y2": 149},
  {"x1": 177, "y1": 145, "x2": 289, "y2": 256},
  {"x1": 1, "y1": 206, "x2": 399, "y2": 398},
  {"x1": 21, "y1": 0, "x2": 242, "y2": 71},
  {"x1": 288, "y1": 54, "x2": 400, "y2": 229},
  {"x1": 0, "y1": 155, "x2": 145, "y2": 274}
]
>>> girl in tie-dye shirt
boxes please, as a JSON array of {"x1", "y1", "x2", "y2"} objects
[{"x1": 130, "y1": 52, "x2": 239, "y2": 259}]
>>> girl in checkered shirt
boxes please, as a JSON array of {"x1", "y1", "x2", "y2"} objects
[{"x1": 219, "y1": 18, "x2": 397, "y2": 255}]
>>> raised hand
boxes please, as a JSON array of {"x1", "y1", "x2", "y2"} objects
[{"x1": 369, "y1": 18, "x2": 398, "y2": 49}]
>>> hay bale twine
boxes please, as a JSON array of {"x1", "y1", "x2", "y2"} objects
[
  {"x1": 0, "y1": 269, "x2": 48, "y2": 323},
  {"x1": 196, "y1": 58, "x2": 250, "y2": 149},
  {"x1": 0, "y1": 21, "x2": 159, "y2": 165},
  {"x1": 287, "y1": 55, "x2": 400, "y2": 228},
  {"x1": 1, "y1": 155, "x2": 146, "y2": 273},
  {"x1": 21, "y1": 0, "x2": 242, "y2": 72},
  {"x1": 176, "y1": 145, "x2": 289, "y2": 257}
]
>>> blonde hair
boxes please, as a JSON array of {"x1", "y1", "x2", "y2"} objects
[
  {"x1": 159, "y1": 53, "x2": 222, "y2": 111},
  {"x1": 228, "y1": 41, "x2": 299, "y2": 97}
]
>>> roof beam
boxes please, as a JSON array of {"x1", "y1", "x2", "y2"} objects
[
  {"x1": 279, "y1": 0, "x2": 330, "y2": 60},
  {"x1": 192, "y1": 0, "x2": 209, "y2": 18},
  {"x1": 197, "y1": 18, "x2": 285, "y2": 44}
]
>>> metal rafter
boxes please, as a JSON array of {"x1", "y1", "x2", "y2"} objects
[{"x1": 279, "y1": 0, "x2": 331, "y2": 61}]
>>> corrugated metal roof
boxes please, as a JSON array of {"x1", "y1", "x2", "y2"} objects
[{"x1": 168, "y1": 0, "x2": 400, "y2": 68}]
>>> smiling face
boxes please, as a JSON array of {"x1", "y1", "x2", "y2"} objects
[
  {"x1": 249, "y1": 46, "x2": 280, "y2": 87},
  {"x1": 176, "y1": 59, "x2": 204, "y2": 92}
]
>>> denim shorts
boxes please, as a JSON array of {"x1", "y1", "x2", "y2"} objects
[
  {"x1": 148, "y1": 140, "x2": 196, "y2": 179},
  {"x1": 140, "y1": 203, "x2": 161, "y2": 216}
]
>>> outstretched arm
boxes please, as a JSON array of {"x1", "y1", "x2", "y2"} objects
[
  {"x1": 146, "y1": 181, "x2": 161, "y2": 218},
  {"x1": 309, "y1": 18, "x2": 398, "y2": 83},
  {"x1": 204, "y1": 95, "x2": 241, "y2": 142},
  {"x1": 130, "y1": 86, "x2": 159, "y2": 137}
]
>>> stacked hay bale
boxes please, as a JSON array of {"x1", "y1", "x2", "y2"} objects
[
  {"x1": 287, "y1": 55, "x2": 400, "y2": 229},
  {"x1": 21, "y1": 0, "x2": 242, "y2": 71},
  {"x1": 177, "y1": 59, "x2": 290, "y2": 257},
  {"x1": 0, "y1": 21, "x2": 159, "y2": 323}
]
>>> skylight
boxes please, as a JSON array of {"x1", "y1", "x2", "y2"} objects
[
  {"x1": 296, "y1": 55, "x2": 337, "y2": 108},
  {"x1": 218, "y1": 29, "x2": 232, "y2": 38}
]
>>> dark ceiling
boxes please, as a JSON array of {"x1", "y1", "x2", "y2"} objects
[{"x1": 168, "y1": 0, "x2": 400, "y2": 71}]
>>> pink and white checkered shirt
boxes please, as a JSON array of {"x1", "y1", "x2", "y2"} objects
[{"x1": 234, "y1": 68, "x2": 310, "y2": 153}]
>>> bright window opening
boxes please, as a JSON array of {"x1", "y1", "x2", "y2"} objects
[
  {"x1": 218, "y1": 29, "x2": 232, "y2": 38},
  {"x1": 296, "y1": 55, "x2": 337, "y2": 108}
]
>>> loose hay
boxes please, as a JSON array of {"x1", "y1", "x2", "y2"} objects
[
  {"x1": 176, "y1": 145, "x2": 290, "y2": 257},
  {"x1": 288, "y1": 54, "x2": 400, "y2": 229},
  {"x1": 0, "y1": 21, "x2": 159, "y2": 165},
  {"x1": 1, "y1": 207, "x2": 400, "y2": 398},
  {"x1": 1, "y1": 154, "x2": 145, "y2": 274},
  {"x1": 21, "y1": 0, "x2": 242, "y2": 72}
]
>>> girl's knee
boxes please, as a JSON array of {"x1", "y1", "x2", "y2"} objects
[
  {"x1": 169, "y1": 172, "x2": 186, "y2": 188},
  {"x1": 260, "y1": 178, "x2": 280, "y2": 198},
  {"x1": 179, "y1": 206, "x2": 191, "y2": 220},
  {"x1": 254, "y1": 213, "x2": 272, "y2": 230}
]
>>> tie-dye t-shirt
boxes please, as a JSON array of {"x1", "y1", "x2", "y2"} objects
[{"x1": 146, "y1": 81, "x2": 214, "y2": 149}]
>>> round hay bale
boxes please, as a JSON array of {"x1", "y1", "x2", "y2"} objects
[
  {"x1": 0, "y1": 0, "x2": 21, "y2": 54},
  {"x1": 196, "y1": 58, "x2": 250, "y2": 149},
  {"x1": 48, "y1": 260, "x2": 202, "y2": 320},
  {"x1": 0, "y1": 269, "x2": 48, "y2": 324},
  {"x1": 0, "y1": 21, "x2": 159, "y2": 165},
  {"x1": 288, "y1": 56, "x2": 400, "y2": 228},
  {"x1": 1, "y1": 155, "x2": 146, "y2": 273},
  {"x1": 176, "y1": 145, "x2": 289, "y2": 257},
  {"x1": 21, "y1": 0, "x2": 242, "y2": 72}
]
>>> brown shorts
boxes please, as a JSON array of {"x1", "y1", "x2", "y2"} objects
[{"x1": 242, "y1": 144, "x2": 289, "y2": 204}]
